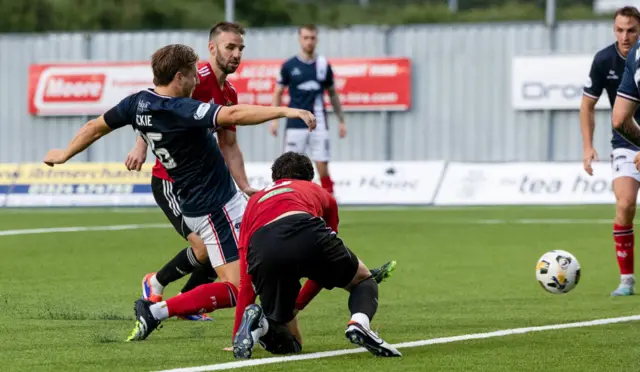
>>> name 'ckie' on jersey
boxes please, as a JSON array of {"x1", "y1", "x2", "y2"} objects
[{"x1": 103, "y1": 88, "x2": 236, "y2": 217}]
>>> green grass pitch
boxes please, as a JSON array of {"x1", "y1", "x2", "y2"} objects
[{"x1": 1, "y1": 205, "x2": 639, "y2": 371}]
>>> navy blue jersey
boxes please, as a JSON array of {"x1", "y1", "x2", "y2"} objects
[
  {"x1": 277, "y1": 56, "x2": 334, "y2": 130},
  {"x1": 616, "y1": 41, "x2": 640, "y2": 150},
  {"x1": 103, "y1": 89, "x2": 236, "y2": 217},
  {"x1": 585, "y1": 43, "x2": 638, "y2": 150}
]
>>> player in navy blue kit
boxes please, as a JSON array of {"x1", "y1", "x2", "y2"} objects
[
  {"x1": 270, "y1": 24, "x2": 346, "y2": 196},
  {"x1": 42, "y1": 44, "x2": 316, "y2": 340},
  {"x1": 581, "y1": 6, "x2": 640, "y2": 296}
]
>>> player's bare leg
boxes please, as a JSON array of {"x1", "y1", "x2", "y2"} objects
[
  {"x1": 315, "y1": 161, "x2": 334, "y2": 195},
  {"x1": 343, "y1": 260, "x2": 401, "y2": 357},
  {"x1": 612, "y1": 177, "x2": 639, "y2": 296}
]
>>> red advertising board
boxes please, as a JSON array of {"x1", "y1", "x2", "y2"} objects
[
  {"x1": 28, "y1": 58, "x2": 411, "y2": 116},
  {"x1": 226, "y1": 58, "x2": 411, "y2": 111}
]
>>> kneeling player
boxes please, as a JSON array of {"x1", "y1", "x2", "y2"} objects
[{"x1": 232, "y1": 152, "x2": 401, "y2": 359}]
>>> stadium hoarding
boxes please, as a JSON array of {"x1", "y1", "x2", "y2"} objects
[
  {"x1": 28, "y1": 58, "x2": 412, "y2": 116},
  {"x1": 1, "y1": 161, "x2": 443, "y2": 207},
  {"x1": 511, "y1": 55, "x2": 610, "y2": 110},
  {"x1": 434, "y1": 162, "x2": 617, "y2": 205},
  {"x1": 4, "y1": 161, "x2": 623, "y2": 207}
]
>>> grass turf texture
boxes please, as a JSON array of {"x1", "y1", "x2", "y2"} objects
[{"x1": 0, "y1": 205, "x2": 639, "y2": 371}]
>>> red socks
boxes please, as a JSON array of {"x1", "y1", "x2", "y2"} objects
[
  {"x1": 166, "y1": 282, "x2": 238, "y2": 317},
  {"x1": 320, "y1": 176, "x2": 334, "y2": 195},
  {"x1": 295, "y1": 280, "x2": 323, "y2": 311},
  {"x1": 614, "y1": 224, "x2": 635, "y2": 276}
]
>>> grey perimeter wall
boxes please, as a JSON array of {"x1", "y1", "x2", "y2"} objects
[{"x1": 0, "y1": 21, "x2": 621, "y2": 163}]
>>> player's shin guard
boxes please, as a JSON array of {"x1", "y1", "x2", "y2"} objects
[
  {"x1": 614, "y1": 224, "x2": 635, "y2": 280},
  {"x1": 181, "y1": 263, "x2": 218, "y2": 293},
  {"x1": 155, "y1": 247, "x2": 202, "y2": 287},
  {"x1": 164, "y1": 282, "x2": 238, "y2": 318},
  {"x1": 320, "y1": 176, "x2": 334, "y2": 195},
  {"x1": 348, "y1": 277, "x2": 378, "y2": 328}
]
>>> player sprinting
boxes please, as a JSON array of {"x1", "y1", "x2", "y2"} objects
[
  {"x1": 42, "y1": 43, "x2": 317, "y2": 336},
  {"x1": 125, "y1": 22, "x2": 254, "y2": 320},
  {"x1": 581, "y1": 6, "x2": 640, "y2": 296},
  {"x1": 270, "y1": 24, "x2": 346, "y2": 196},
  {"x1": 232, "y1": 152, "x2": 401, "y2": 359}
]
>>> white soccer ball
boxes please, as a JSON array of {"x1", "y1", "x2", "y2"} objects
[{"x1": 535, "y1": 250, "x2": 581, "y2": 294}]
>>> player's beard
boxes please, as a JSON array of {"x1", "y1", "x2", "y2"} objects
[
  {"x1": 216, "y1": 54, "x2": 240, "y2": 75},
  {"x1": 303, "y1": 45, "x2": 315, "y2": 56}
]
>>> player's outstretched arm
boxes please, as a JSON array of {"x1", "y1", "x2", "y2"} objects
[
  {"x1": 613, "y1": 97, "x2": 640, "y2": 147},
  {"x1": 217, "y1": 105, "x2": 316, "y2": 131},
  {"x1": 43, "y1": 116, "x2": 112, "y2": 166}
]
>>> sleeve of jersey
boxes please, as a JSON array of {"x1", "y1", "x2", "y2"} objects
[
  {"x1": 277, "y1": 63, "x2": 289, "y2": 86},
  {"x1": 583, "y1": 57, "x2": 604, "y2": 100},
  {"x1": 324, "y1": 64, "x2": 335, "y2": 89},
  {"x1": 232, "y1": 242, "x2": 256, "y2": 340},
  {"x1": 175, "y1": 99, "x2": 223, "y2": 129},
  {"x1": 103, "y1": 95, "x2": 133, "y2": 129},
  {"x1": 324, "y1": 193, "x2": 340, "y2": 233},
  {"x1": 617, "y1": 52, "x2": 640, "y2": 102},
  {"x1": 232, "y1": 208, "x2": 257, "y2": 338}
]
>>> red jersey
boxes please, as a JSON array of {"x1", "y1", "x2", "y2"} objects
[
  {"x1": 152, "y1": 62, "x2": 238, "y2": 181},
  {"x1": 232, "y1": 179, "x2": 339, "y2": 337}
]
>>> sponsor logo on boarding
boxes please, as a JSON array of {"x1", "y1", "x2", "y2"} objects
[
  {"x1": 511, "y1": 55, "x2": 610, "y2": 110},
  {"x1": 42, "y1": 74, "x2": 105, "y2": 102},
  {"x1": 245, "y1": 162, "x2": 444, "y2": 204},
  {"x1": 435, "y1": 163, "x2": 619, "y2": 205},
  {"x1": 29, "y1": 58, "x2": 412, "y2": 115}
]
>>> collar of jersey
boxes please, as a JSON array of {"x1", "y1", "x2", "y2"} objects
[
  {"x1": 146, "y1": 88, "x2": 172, "y2": 98},
  {"x1": 295, "y1": 55, "x2": 316, "y2": 64}
]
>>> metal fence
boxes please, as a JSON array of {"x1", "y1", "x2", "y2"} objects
[{"x1": 0, "y1": 21, "x2": 619, "y2": 163}]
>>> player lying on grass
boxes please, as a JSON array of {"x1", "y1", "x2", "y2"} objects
[
  {"x1": 232, "y1": 152, "x2": 401, "y2": 359},
  {"x1": 127, "y1": 257, "x2": 396, "y2": 342}
]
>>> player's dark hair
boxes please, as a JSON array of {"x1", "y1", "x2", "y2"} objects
[
  {"x1": 209, "y1": 22, "x2": 246, "y2": 40},
  {"x1": 615, "y1": 6, "x2": 640, "y2": 25},
  {"x1": 151, "y1": 44, "x2": 199, "y2": 86},
  {"x1": 298, "y1": 24, "x2": 317, "y2": 34},
  {"x1": 271, "y1": 152, "x2": 314, "y2": 182}
]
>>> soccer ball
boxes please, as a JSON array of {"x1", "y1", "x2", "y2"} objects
[{"x1": 535, "y1": 250, "x2": 581, "y2": 294}]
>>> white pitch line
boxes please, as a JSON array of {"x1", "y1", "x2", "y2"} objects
[
  {"x1": 0, "y1": 218, "x2": 614, "y2": 238},
  {"x1": 0, "y1": 223, "x2": 171, "y2": 237},
  {"x1": 154, "y1": 315, "x2": 640, "y2": 372},
  {"x1": 476, "y1": 218, "x2": 612, "y2": 225}
]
